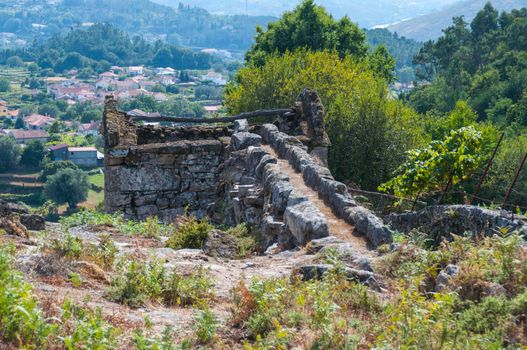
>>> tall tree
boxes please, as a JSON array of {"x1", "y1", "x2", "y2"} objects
[
  {"x1": 245, "y1": 0, "x2": 368, "y2": 66},
  {"x1": 0, "y1": 137, "x2": 21, "y2": 172}
]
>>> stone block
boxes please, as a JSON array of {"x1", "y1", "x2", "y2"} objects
[
  {"x1": 231, "y1": 132, "x2": 262, "y2": 151},
  {"x1": 234, "y1": 119, "x2": 249, "y2": 133},
  {"x1": 284, "y1": 201, "x2": 329, "y2": 245}
]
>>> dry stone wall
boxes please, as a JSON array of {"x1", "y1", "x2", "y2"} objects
[{"x1": 102, "y1": 96, "x2": 231, "y2": 222}]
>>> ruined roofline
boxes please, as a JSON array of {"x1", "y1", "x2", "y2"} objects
[{"x1": 126, "y1": 108, "x2": 296, "y2": 124}]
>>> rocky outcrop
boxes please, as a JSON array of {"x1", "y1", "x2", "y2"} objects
[
  {"x1": 388, "y1": 205, "x2": 527, "y2": 243},
  {"x1": 0, "y1": 199, "x2": 45, "y2": 236}
]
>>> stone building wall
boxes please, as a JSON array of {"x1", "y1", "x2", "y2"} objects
[{"x1": 102, "y1": 96, "x2": 231, "y2": 222}]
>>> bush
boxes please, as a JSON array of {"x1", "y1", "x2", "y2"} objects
[
  {"x1": 45, "y1": 232, "x2": 117, "y2": 270},
  {"x1": 165, "y1": 215, "x2": 213, "y2": 250},
  {"x1": 44, "y1": 168, "x2": 89, "y2": 209},
  {"x1": 0, "y1": 78, "x2": 10, "y2": 92}
]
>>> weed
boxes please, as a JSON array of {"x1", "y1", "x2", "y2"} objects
[
  {"x1": 69, "y1": 272, "x2": 83, "y2": 288},
  {"x1": 226, "y1": 224, "x2": 259, "y2": 258},
  {"x1": 194, "y1": 307, "x2": 219, "y2": 344},
  {"x1": 107, "y1": 260, "x2": 215, "y2": 308},
  {"x1": 165, "y1": 215, "x2": 213, "y2": 250}
]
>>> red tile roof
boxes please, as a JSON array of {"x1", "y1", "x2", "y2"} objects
[{"x1": 6, "y1": 129, "x2": 49, "y2": 140}]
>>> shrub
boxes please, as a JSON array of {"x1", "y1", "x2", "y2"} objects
[
  {"x1": 45, "y1": 232, "x2": 117, "y2": 270},
  {"x1": 194, "y1": 307, "x2": 219, "y2": 344},
  {"x1": 0, "y1": 245, "x2": 54, "y2": 347},
  {"x1": 106, "y1": 260, "x2": 214, "y2": 309},
  {"x1": 165, "y1": 215, "x2": 213, "y2": 250},
  {"x1": 224, "y1": 223, "x2": 259, "y2": 258}
]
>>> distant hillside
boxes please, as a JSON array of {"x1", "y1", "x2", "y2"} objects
[
  {"x1": 388, "y1": 0, "x2": 527, "y2": 41},
  {"x1": 154, "y1": 0, "x2": 459, "y2": 28},
  {"x1": 0, "y1": 0, "x2": 274, "y2": 51}
]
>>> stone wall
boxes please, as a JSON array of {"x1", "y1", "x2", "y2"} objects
[
  {"x1": 102, "y1": 96, "x2": 231, "y2": 222},
  {"x1": 259, "y1": 124, "x2": 392, "y2": 248},
  {"x1": 219, "y1": 121, "x2": 330, "y2": 249},
  {"x1": 387, "y1": 205, "x2": 527, "y2": 243}
]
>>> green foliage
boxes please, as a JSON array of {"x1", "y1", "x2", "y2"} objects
[
  {"x1": 225, "y1": 50, "x2": 424, "y2": 189},
  {"x1": 410, "y1": 5, "x2": 527, "y2": 125},
  {"x1": 0, "y1": 136, "x2": 21, "y2": 171},
  {"x1": 39, "y1": 160, "x2": 79, "y2": 182},
  {"x1": 60, "y1": 210, "x2": 176, "y2": 239},
  {"x1": 232, "y1": 271, "x2": 381, "y2": 348},
  {"x1": 380, "y1": 126, "x2": 482, "y2": 203},
  {"x1": 6, "y1": 55, "x2": 23, "y2": 67},
  {"x1": 226, "y1": 224, "x2": 259, "y2": 258},
  {"x1": 0, "y1": 77, "x2": 10, "y2": 92},
  {"x1": 165, "y1": 216, "x2": 213, "y2": 250},
  {"x1": 245, "y1": 0, "x2": 368, "y2": 66},
  {"x1": 194, "y1": 308, "x2": 219, "y2": 344},
  {"x1": 479, "y1": 133, "x2": 527, "y2": 207},
  {"x1": 46, "y1": 231, "x2": 118, "y2": 269},
  {"x1": 14, "y1": 116, "x2": 25, "y2": 129},
  {"x1": 44, "y1": 168, "x2": 89, "y2": 209},
  {"x1": 59, "y1": 299, "x2": 119, "y2": 350},
  {"x1": 366, "y1": 28, "x2": 422, "y2": 72},
  {"x1": 368, "y1": 45, "x2": 396, "y2": 83},
  {"x1": 20, "y1": 140, "x2": 46, "y2": 168},
  {"x1": 9, "y1": 23, "x2": 214, "y2": 72},
  {"x1": 118, "y1": 95, "x2": 205, "y2": 119},
  {"x1": 106, "y1": 260, "x2": 214, "y2": 308},
  {"x1": 0, "y1": 245, "x2": 54, "y2": 348}
]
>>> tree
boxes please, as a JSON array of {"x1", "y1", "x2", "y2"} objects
[
  {"x1": 6, "y1": 56, "x2": 24, "y2": 67},
  {"x1": 0, "y1": 78, "x2": 10, "y2": 92},
  {"x1": 39, "y1": 160, "x2": 79, "y2": 181},
  {"x1": 44, "y1": 168, "x2": 89, "y2": 210},
  {"x1": 245, "y1": 0, "x2": 368, "y2": 65},
  {"x1": 225, "y1": 50, "x2": 424, "y2": 190},
  {"x1": 14, "y1": 116, "x2": 25, "y2": 129},
  {"x1": 368, "y1": 45, "x2": 396, "y2": 83},
  {"x1": 20, "y1": 140, "x2": 46, "y2": 168},
  {"x1": 0, "y1": 137, "x2": 21, "y2": 172},
  {"x1": 37, "y1": 104, "x2": 60, "y2": 118},
  {"x1": 48, "y1": 121, "x2": 61, "y2": 134},
  {"x1": 379, "y1": 126, "x2": 482, "y2": 204}
]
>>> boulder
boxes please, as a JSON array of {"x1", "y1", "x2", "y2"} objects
[
  {"x1": 435, "y1": 264, "x2": 459, "y2": 292},
  {"x1": 20, "y1": 214, "x2": 46, "y2": 231},
  {"x1": 297, "y1": 264, "x2": 375, "y2": 283},
  {"x1": 305, "y1": 236, "x2": 345, "y2": 254},
  {"x1": 271, "y1": 181, "x2": 294, "y2": 216},
  {"x1": 345, "y1": 206, "x2": 392, "y2": 248},
  {"x1": 284, "y1": 202, "x2": 329, "y2": 245},
  {"x1": 231, "y1": 132, "x2": 262, "y2": 151},
  {"x1": 203, "y1": 229, "x2": 238, "y2": 258}
]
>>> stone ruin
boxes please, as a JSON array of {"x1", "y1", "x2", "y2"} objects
[
  {"x1": 102, "y1": 89, "x2": 393, "y2": 249},
  {"x1": 102, "y1": 89, "x2": 527, "y2": 250}
]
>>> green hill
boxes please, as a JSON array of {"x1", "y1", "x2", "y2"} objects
[{"x1": 388, "y1": 0, "x2": 527, "y2": 41}]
